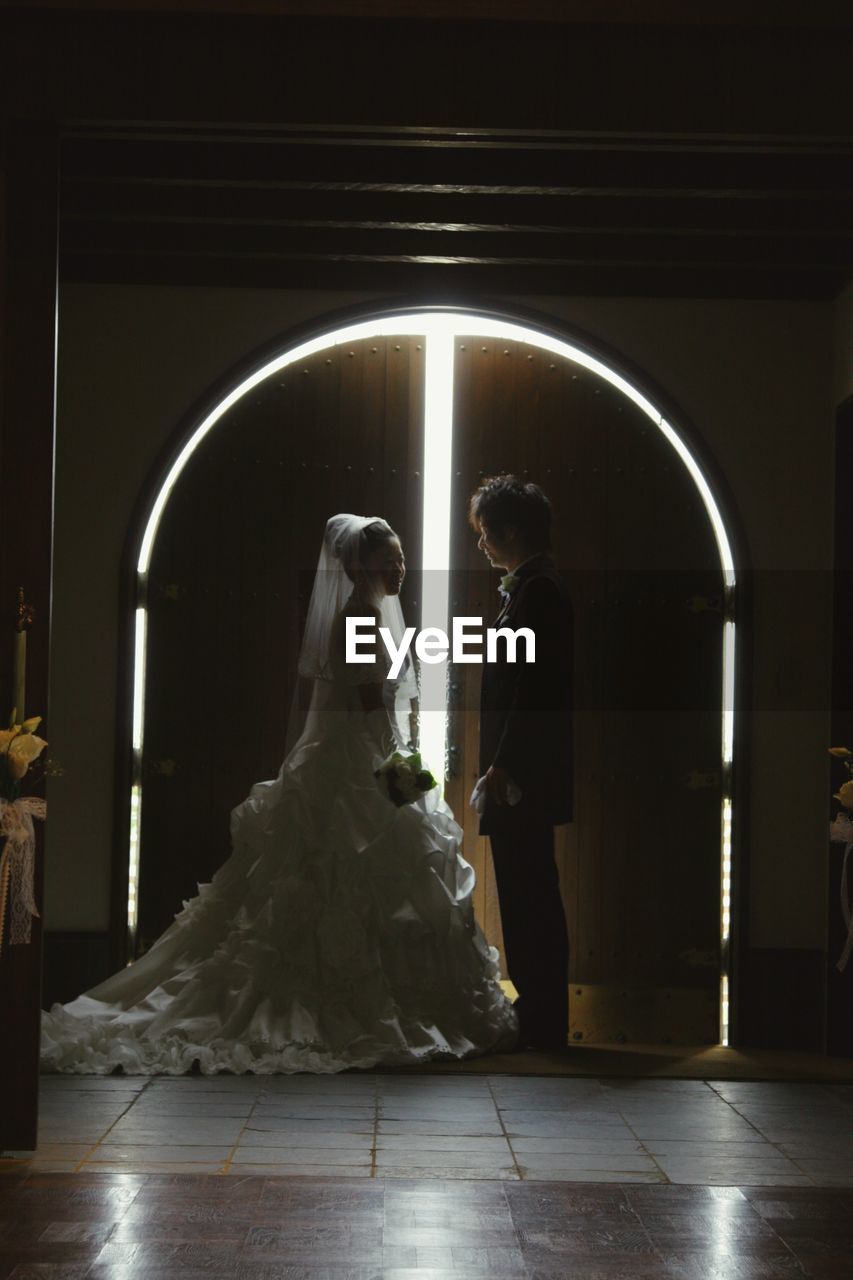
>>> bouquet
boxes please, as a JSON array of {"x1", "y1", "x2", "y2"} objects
[{"x1": 375, "y1": 749, "x2": 437, "y2": 807}]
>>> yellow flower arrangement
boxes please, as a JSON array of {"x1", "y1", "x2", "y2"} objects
[
  {"x1": 0, "y1": 709, "x2": 49, "y2": 952},
  {"x1": 0, "y1": 708, "x2": 48, "y2": 801},
  {"x1": 828, "y1": 743, "x2": 853, "y2": 844},
  {"x1": 835, "y1": 779, "x2": 853, "y2": 810}
]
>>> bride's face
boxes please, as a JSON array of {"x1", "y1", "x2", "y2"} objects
[{"x1": 362, "y1": 536, "x2": 406, "y2": 597}]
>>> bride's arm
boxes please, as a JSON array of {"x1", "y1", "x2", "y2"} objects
[
  {"x1": 356, "y1": 686, "x2": 394, "y2": 762},
  {"x1": 330, "y1": 607, "x2": 396, "y2": 759},
  {"x1": 359, "y1": 682, "x2": 397, "y2": 760}
]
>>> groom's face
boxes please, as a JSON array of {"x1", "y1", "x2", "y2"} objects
[{"x1": 476, "y1": 520, "x2": 515, "y2": 571}]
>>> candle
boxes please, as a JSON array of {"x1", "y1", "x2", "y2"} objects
[{"x1": 12, "y1": 629, "x2": 25, "y2": 725}]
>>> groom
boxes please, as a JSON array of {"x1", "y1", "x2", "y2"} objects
[{"x1": 469, "y1": 475, "x2": 573, "y2": 1052}]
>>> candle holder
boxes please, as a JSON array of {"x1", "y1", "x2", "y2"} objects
[{"x1": 13, "y1": 588, "x2": 35, "y2": 725}]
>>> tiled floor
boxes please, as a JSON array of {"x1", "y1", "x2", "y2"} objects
[
  {"x1": 2, "y1": 1074, "x2": 852, "y2": 1187},
  {"x1": 1, "y1": 1171, "x2": 852, "y2": 1279}
]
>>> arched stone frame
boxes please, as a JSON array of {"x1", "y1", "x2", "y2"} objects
[{"x1": 113, "y1": 299, "x2": 753, "y2": 1047}]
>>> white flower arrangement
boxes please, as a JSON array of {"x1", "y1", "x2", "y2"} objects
[{"x1": 375, "y1": 750, "x2": 437, "y2": 808}]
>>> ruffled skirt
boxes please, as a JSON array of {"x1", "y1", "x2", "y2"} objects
[{"x1": 41, "y1": 718, "x2": 518, "y2": 1074}]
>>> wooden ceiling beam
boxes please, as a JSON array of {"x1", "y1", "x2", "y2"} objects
[
  {"x1": 61, "y1": 177, "x2": 853, "y2": 234},
  {"x1": 59, "y1": 217, "x2": 853, "y2": 269},
  {"x1": 61, "y1": 139, "x2": 853, "y2": 194},
  {"x1": 58, "y1": 251, "x2": 845, "y2": 299}
]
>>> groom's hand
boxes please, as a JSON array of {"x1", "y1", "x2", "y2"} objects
[{"x1": 485, "y1": 764, "x2": 512, "y2": 805}]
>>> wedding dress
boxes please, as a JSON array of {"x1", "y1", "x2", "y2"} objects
[{"x1": 41, "y1": 515, "x2": 517, "y2": 1074}]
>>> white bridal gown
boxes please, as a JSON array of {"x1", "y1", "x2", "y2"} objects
[{"x1": 41, "y1": 639, "x2": 517, "y2": 1074}]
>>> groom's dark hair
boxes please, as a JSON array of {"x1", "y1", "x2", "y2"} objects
[{"x1": 468, "y1": 474, "x2": 551, "y2": 549}]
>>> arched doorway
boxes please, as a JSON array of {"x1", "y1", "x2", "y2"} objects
[{"x1": 123, "y1": 305, "x2": 740, "y2": 1046}]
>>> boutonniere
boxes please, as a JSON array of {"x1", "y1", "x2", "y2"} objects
[{"x1": 498, "y1": 571, "x2": 520, "y2": 602}]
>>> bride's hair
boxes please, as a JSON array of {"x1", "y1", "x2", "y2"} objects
[
  {"x1": 333, "y1": 517, "x2": 398, "y2": 582},
  {"x1": 288, "y1": 513, "x2": 417, "y2": 749},
  {"x1": 468, "y1": 474, "x2": 551, "y2": 548}
]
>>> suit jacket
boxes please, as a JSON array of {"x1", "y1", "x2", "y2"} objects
[{"x1": 478, "y1": 551, "x2": 574, "y2": 834}]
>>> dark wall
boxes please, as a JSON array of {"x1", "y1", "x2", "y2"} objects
[{"x1": 3, "y1": 10, "x2": 851, "y2": 132}]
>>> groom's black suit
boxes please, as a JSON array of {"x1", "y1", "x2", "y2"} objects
[{"x1": 479, "y1": 551, "x2": 573, "y2": 1048}]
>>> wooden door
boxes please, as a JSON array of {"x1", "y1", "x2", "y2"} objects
[
  {"x1": 448, "y1": 337, "x2": 723, "y2": 1044},
  {"x1": 139, "y1": 336, "x2": 424, "y2": 953}
]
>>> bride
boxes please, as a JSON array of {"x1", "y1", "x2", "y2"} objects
[{"x1": 41, "y1": 514, "x2": 518, "y2": 1074}]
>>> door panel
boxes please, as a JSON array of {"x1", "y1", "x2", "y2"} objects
[
  {"x1": 449, "y1": 337, "x2": 723, "y2": 1043},
  {"x1": 139, "y1": 337, "x2": 424, "y2": 953}
]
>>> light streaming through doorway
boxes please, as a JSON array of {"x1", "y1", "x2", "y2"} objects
[{"x1": 130, "y1": 310, "x2": 736, "y2": 1045}]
